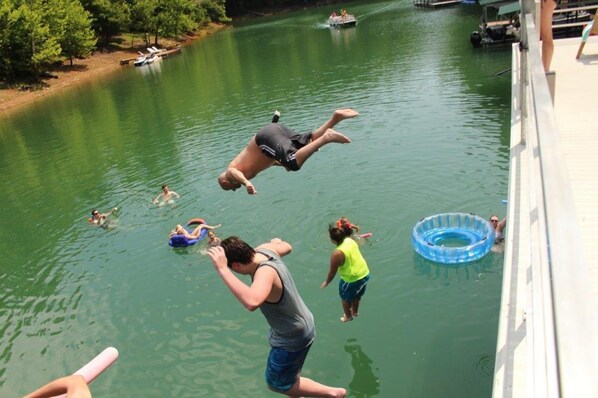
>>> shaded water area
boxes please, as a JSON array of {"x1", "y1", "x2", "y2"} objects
[{"x1": 0, "y1": 1, "x2": 511, "y2": 396}]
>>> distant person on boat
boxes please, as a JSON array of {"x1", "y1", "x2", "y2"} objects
[
  {"x1": 169, "y1": 222, "x2": 221, "y2": 239},
  {"x1": 330, "y1": 11, "x2": 337, "y2": 18},
  {"x1": 321, "y1": 224, "x2": 371, "y2": 323},
  {"x1": 540, "y1": 0, "x2": 557, "y2": 72},
  {"x1": 206, "y1": 237, "x2": 347, "y2": 397},
  {"x1": 218, "y1": 108, "x2": 359, "y2": 195},
  {"x1": 153, "y1": 184, "x2": 180, "y2": 204},
  {"x1": 25, "y1": 374, "x2": 91, "y2": 398},
  {"x1": 88, "y1": 207, "x2": 118, "y2": 227}
]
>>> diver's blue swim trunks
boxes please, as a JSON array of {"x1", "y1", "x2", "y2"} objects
[
  {"x1": 339, "y1": 274, "x2": 370, "y2": 302},
  {"x1": 265, "y1": 343, "x2": 312, "y2": 392}
]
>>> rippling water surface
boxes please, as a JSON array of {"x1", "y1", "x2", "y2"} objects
[{"x1": 0, "y1": 1, "x2": 511, "y2": 396}]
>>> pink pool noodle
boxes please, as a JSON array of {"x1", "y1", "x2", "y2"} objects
[{"x1": 53, "y1": 347, "x2": 119, "y2": 398}]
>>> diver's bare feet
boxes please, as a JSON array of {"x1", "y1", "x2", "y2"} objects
[
  {"x1": 323, "y1": 128, "x2": 351, "y2": 144},
  {"x1": 333, "y1": 108, "x2": 359, "y2": 123},
  {"x1": 340, "y1": 314, "x2": 353, "y2": 322}
]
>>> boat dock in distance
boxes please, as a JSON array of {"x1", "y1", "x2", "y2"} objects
[
  {"x1": 120, "y1": 46, "x2": 181, "y2": 65},
  {"x1": 414, "y1": 0, "x2": 462, "y2": 7}
]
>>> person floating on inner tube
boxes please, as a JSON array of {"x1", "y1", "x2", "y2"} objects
[
  {"x1": 169, "y1": 222, "x2": 221, "y2": 240},
  {"x1": 217, "y1": 108, "x2": 359, "y2": 195}
]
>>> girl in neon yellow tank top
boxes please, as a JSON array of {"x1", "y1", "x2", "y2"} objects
[{"x1": 321, "y1": 223, "x2": 370, "y2": 323}]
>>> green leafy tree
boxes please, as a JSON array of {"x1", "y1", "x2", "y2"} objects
[
  {"x1": 131, "y1": 0, "x2": 197, "y2": 45},
  {"x1": 158, "y1": 0, "x2": 196, "y2": 40},
  {"x1": 80, "y1": 0, "x2": 130, "y2": 44},
  {"x1": 46, "y1": 0, "x2": 96, "y2": 66},
  {"x1": 9, "y1": 2, "x2": 61, "y2": 78},
  {"x1": 0, "y1": 0, "x2": 13, "y2": 79},
  {"x1": 200, "y1": 0, "x2": 229, "y2": 23}
]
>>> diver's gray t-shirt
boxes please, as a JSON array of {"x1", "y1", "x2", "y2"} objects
[{"x1": 255, "y1": 248, "x2": 315, "y2": 351}]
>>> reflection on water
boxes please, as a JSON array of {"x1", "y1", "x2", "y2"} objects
[
  {"x1": 330, "y1": 27, "x2": 358, "y2": 47},
  {"x1": 345, "y1": 338, "x2": 380, "y2": 397},
  {"x1": 137, "y1": 58, "x2": 163, "y2": 75}
]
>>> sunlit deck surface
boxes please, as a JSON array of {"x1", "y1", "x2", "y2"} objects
[
  {"x1": 495, "y1": 34, "x2": 598, "y2": 397},
  {"x1": 551, "y1": 37, "x2": 598, "y2": 301}
]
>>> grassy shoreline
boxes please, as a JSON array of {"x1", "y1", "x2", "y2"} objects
[{"x1": 0, "y1": 23, "x2": 229, "y2": 116}]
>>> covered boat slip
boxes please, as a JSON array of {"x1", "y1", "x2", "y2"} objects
[
  {"x1": 413, "y1": 0, "x2": 461, "y2": 7},
  {"x1": 479, "y1": 0, "x2": 597, "y2": 28},
  {"x1": 494, "y1": 1, "x2": 598, "y2": 396},
  {"x1": 479, "y1": 0, "x2": 521, "y2": 14}
]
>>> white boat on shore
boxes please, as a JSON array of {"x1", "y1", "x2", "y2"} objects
[
  {"x1": 328, "y1": 14, "x2": 357, "y2": 28},
  {"x1": 133, "y1": 51, "x2": 148, "y2": 67},
  {"x1": 133, "y1": 50, "x2": 161, "y2": 67}
]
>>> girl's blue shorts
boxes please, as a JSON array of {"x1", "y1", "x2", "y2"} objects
[{"x1": 339, "y1": 274, "x2": 370, "y2": 302}]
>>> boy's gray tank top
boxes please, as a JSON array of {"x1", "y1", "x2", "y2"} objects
[{"x1": 255, "y1": 248, "x2": 315, "y2": 351}]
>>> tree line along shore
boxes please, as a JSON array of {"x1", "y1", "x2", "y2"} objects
[
  {"x1": 0, "y1": 0, "x2": 230, "y2": 114},
  {"x1": 0, "y1": 23, "x2": 227, "y2": 114},
  {"x1": 0, "y1": 0, "x2": 340, "y2": 114}
]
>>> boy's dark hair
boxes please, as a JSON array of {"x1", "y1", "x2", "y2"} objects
[
  {"x1": 328, "y1": 224, "x2": 352, "y2": 245},
  {"x1": 161, "y1": 184, "x2": 168, "y2": 189},
  {"x1": 220, "y1": 236, "x2": 256, "y2": 267}
]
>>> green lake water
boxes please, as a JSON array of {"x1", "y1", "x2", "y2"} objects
[{"x1": 0, "y1": 1, "x2": 511, "y2": 396}]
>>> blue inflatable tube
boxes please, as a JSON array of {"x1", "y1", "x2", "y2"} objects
[
  {"x1": 168, "y1": 218, "x2": 208, "y2": 247},
  {"x1": 412, "y1": 213, "x2": 495, "y2": 264}
]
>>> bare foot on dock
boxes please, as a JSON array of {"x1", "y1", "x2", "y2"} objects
[{"x1": 323, "y1": 128, "x2": 351, "y2": 144}]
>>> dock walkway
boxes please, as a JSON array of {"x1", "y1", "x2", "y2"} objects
[
  {"x1": 493, "y1": 14, "x2": 598, "y2": 397},
  {"x1": 552, "y1": 37, "x2": 598, "y2": 296}
]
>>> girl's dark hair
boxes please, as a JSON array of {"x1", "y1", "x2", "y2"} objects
[
  {"x1": 328, "y1": 223, "x2": 352, "y2": 245},
  {"x1": 220, "y1": 236, "x2": 256, "y2": 267}
]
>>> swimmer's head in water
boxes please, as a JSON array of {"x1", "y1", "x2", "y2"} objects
[
  {"x1": 218, "y1": 174, "x2": 241, "y2": 191},
  {"x1": 91, "y1": 209, "x2": 99, "y2": 217}
]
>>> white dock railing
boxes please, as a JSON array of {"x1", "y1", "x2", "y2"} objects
[{"x1": 493, "y1": 1, "x2": 598, "y2": 396}]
